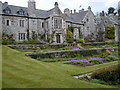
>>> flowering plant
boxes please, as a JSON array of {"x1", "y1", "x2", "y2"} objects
[
  {"x1": 45, "y1": 49, "x2": 59, "y2": 51},
  {"x1": 70, "y1": 57, "x2": 103, "y2": 63}
]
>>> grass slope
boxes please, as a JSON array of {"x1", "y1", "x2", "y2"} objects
[{"x1": 2, "y1": 46, "x2": 118, "y2": 88}]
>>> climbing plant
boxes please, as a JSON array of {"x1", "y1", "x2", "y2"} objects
[
  {"x1": 66, "y1": 26, "x2": 74, "y2": 43},
  {"x1": 105, "y1": 26, "x2": 115, "y2": 39}
]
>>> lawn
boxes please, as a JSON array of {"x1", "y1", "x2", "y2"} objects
[{"x1": 2, "y1": 45, "x2": 118, "y2": 88}]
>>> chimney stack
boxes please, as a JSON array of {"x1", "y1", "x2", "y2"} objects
[
  {"x1": 74, "y1": 9, "x2": 76, "y2": 13},
  {"x1": 70, "y1": 10, "x2": 72, "y2": 14}
]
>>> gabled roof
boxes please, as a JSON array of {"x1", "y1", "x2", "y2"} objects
[
  {"x1": 1, "y1": 2, "x2": 88, "y2": 23},
  {"x1": 64, "y1": 11, "x2": 88, "y2": 24},
  {"x1": 2, "y1": 4, "x2": 28, "y2": 16}
]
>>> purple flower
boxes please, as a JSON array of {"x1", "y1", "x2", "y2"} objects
[
  {"x1": 70, "y1": 60, "x2": 79, "y2": 62},
  {"x1": 87, "y1": 57, "x2": 103, "y2": 60},
  {"x1": 45, "y1": 49, "x2": 59, "y2": 51},
  {"x1": 70, "y1": 57, "x2": 104, "y2": 63},
  {"x1": 73, "y1": 48, "x2": 80, "y2": 50}
]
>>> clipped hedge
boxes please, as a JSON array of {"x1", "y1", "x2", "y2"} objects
[
  {"x1": 8, "y1": 43, "x2": 77, "y2": 50},
  {"x1": 26, "y1": 48, "x2": 118, "y2": 59},
  {"x1": 91, "y1": 64, "x2": 120, "y2": 85}
]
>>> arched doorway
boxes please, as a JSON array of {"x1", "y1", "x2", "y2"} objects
[{"x1": 56, "y1": 34, "x2": 61, "y2": 43}]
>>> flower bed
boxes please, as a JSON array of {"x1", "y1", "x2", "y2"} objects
[
  {"x1": 65, "y1": 57, "x2": 114, "y2": 66},
  {"x1": 45, "y1": 49, "x2": 59, "y2": 51}
]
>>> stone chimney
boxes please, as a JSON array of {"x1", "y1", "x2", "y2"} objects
[
  {"x1": 79, "y1": 8, "x2": 84, "y2": 13},
  {"x1": 88, "y1": 6, "x2": 91, "y2": 10},
  {"x1": 74, "y1": 9, "x2": 76, "y2": 13},
  {"x1": 4, "y1": 2, "x2": 8, "y2": 6},
  {"x1": 28, "y1": 0, "x2": 36, "y2": 16},
  {"x1": 70, "y1": 10, "x2": 72, "y2": 14},
  {"x1": 54, "y1": 2, "x2": 58, "y2": 8},
  {"x1": 64, "y1": 8, "x2": 70, "y2": 15}
]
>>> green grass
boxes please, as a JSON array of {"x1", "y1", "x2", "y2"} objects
[
  {"x1": 0, "y1": 45, "x2": 2, "y2": 89},
  {"x1": 2, "y1": 45, "x2": 118, "y2": 88}
]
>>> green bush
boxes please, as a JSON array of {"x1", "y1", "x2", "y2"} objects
[
  {"x1": 73, "y1": 61, "x2": 87, "y2": 65},
  {"x1": 93, "y1": 68, "x2": 120, "y2": 85},
  {"x1": 105, "y1": 26, "x2": 115, "y2": 39},
  {"x1": 18, "y1": 39, "x2": 40, "y2": 44},
  {"x1": 76, "y1": 39, "x2": 85, "y2": 43},
  {"x1": 106, "y1": 56, "x2": 119, "y2": 61},
  {"x1": 2, "y1": 33, "x2": 15, "y2": 45},
  {"x1": 90, "y1": 79, "x2": 108, "y2": 85},
  {"x1": 90, "y1": 60, "x2": 103, "y2": 64},
  {"x1": 66, "y1": 27, "x2": 74, "y2": 43},
  {"x1": 105, "y1": 40, "x2": 116, "y2": 44}
]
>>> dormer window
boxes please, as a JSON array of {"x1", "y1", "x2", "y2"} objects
[
  {"x1": 3, "y1": 7, "x2": 11, "y2": 14},
  {"x1": 17, "y1": 9, "x2": 25, "y2": 15}
]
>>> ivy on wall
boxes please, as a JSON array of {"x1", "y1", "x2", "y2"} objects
[{"x1": 105, "y1": 26, "x2": 115, "y2": 39}]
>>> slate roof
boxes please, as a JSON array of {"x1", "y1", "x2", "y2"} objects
[
  {"x1": 1, "y1": 2, "x2": 88, "y2": 24},
  {"x1": 64, "y1": 11, "x2": 88, "y2": 24},
  {"x1": 2, "y1": 4, "x2": 28, "y2": 16}
]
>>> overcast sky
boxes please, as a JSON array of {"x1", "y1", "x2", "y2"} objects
[{"x1": 0, "y1": 0, "x2": 119, "y2": 14}]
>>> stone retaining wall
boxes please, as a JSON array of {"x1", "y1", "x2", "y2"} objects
[
  {"x1": 26, "y1": 47, "x2": 118, "y2": 59},
  {"x1": 8, "y1": 43, "x2": 77, "y2": 50}
]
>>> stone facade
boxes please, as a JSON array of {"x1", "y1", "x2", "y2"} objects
[{"x1": 0, "y1": 0, "x2": 97, "y2": 43}]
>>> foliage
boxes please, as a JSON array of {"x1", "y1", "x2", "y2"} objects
[
  {"x1": 92, "y1": 68, "x2": 120, "y2": 85},
  {"x1": 78, "y1": 27, "x2": 83, "y2": 38},
  {"x1": 90, "y1": 60, "x2": 103, "y2": 64},
  {"x1": 2, "y1": 32, "x2": 15, "y2": 45},
  {"x1": 84, "y1": 34, "x2": 95, "y2": 42},
  {"x1": 90, "y1": 79, "x2": 108, "y2": 85},
  {"x1": 105, "y1": 40, "x2": 116, "y2": 44},
  {"x1": 38, "y1": 33, "x2": 45, "y2": 40},
  {"x1": 66, "y1": 27, "x2": 74, "y2": 43},
  {"x1": 73, "y1": 61, "x2": 87, "y2": 65},
  {"x1": 76, "y1": 39, "x2": 85, "y2": 43},
  {"x1": 32, "y1": 31, "x2": 37, "y2": 40},
  {"x1": 105, "y1": 26, "x2": 115, "y2": 39},
  {"x1": 97, "y1": 30, "x2": 105, "y2": 41},
  {"x1": 18, "y1": 39, "x2": 40, "y2": 44},
  {"x1": 51, "y1": 31, "x2": 56, "y2": 43},
  {"x1": 3, "y1": 46, "x2": 117, "y2": 88},
  {"x1": 108, "y1": 7, "x2": 115, "y2": 15}
]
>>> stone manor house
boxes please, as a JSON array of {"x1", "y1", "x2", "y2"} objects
[{"x1": 0, "y1": 0, "x2": 97, "y2": 43}]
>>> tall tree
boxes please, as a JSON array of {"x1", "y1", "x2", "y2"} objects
[{"x1": 108, "y1": 7, "x2": 115, "y2": 14}]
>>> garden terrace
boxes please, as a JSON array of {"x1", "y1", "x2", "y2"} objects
[
  {"x1": 26, "y1": 47, "x2": 118, "y2": 59},
  {"x1": 8, "y1": 43, "x2": 77, "y2": 50},
  {"x1": 2, "y1": 46, "x2": 118, "y2": 88},
  {"x1": 83, "y1": 42, "x2": 105, "y2": 46}
]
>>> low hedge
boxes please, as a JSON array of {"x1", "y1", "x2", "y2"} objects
[{"x1": 92, "y1": 67, "x2": 120, "y2": 85}]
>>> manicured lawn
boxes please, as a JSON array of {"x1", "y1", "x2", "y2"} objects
[{"x1": 2, "y1": 45, "x2": 118, "y2": 88}]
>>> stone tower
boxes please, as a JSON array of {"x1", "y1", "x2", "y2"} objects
[{"x1": 28, "y1": 0, "x2": 36, "y2": 17}]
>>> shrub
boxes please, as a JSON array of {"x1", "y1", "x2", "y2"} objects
[
  {"x1": 2, "y1": 32, "x2": 15, "y2": 45},
  {"x1": 90, "y1": 79, "x2": 108, "y2": 85},
  {"x1": 73, "y1": 61, "x2": 87, "y2": 65},
  {"x1": 105, "y1": 40, "x2": 116, "y2": 44},
  {"x1": 105, "y1": 26, "x2": 115, "y2": 39},
  {"x1": 76, "y1": 39, "x2": 85, "y2": 43},
  {"x1": 18, "y1": 39, "x2": 40, "y2": 44},
  {"x1": 66, "y1": 27, "x2": 74, "y2": 43},
  {"x1": 93, "y1": 69, "x2": 120, "y2": 85},
  {"x1": 90, "y1": 60, "x2": 103, "y2": 64}
]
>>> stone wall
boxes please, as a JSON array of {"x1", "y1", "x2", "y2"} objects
[{"x1": 26, "y1": 47, "x2": 117, "y2": 59}]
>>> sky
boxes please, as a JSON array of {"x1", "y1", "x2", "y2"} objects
[{"x1": 0, "y1": 0, "x2": 119, "y2": 15}]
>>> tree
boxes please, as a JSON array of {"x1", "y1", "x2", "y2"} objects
[
  {"x1": 66, "y1": 26, "x2": 74, "y2": 43},
  {"x1": 108, "y1": 7, "x2": 115, "y2": 14},
  {"x1": 105, "y1": 26, "x2": 115, "y2": 39}
]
